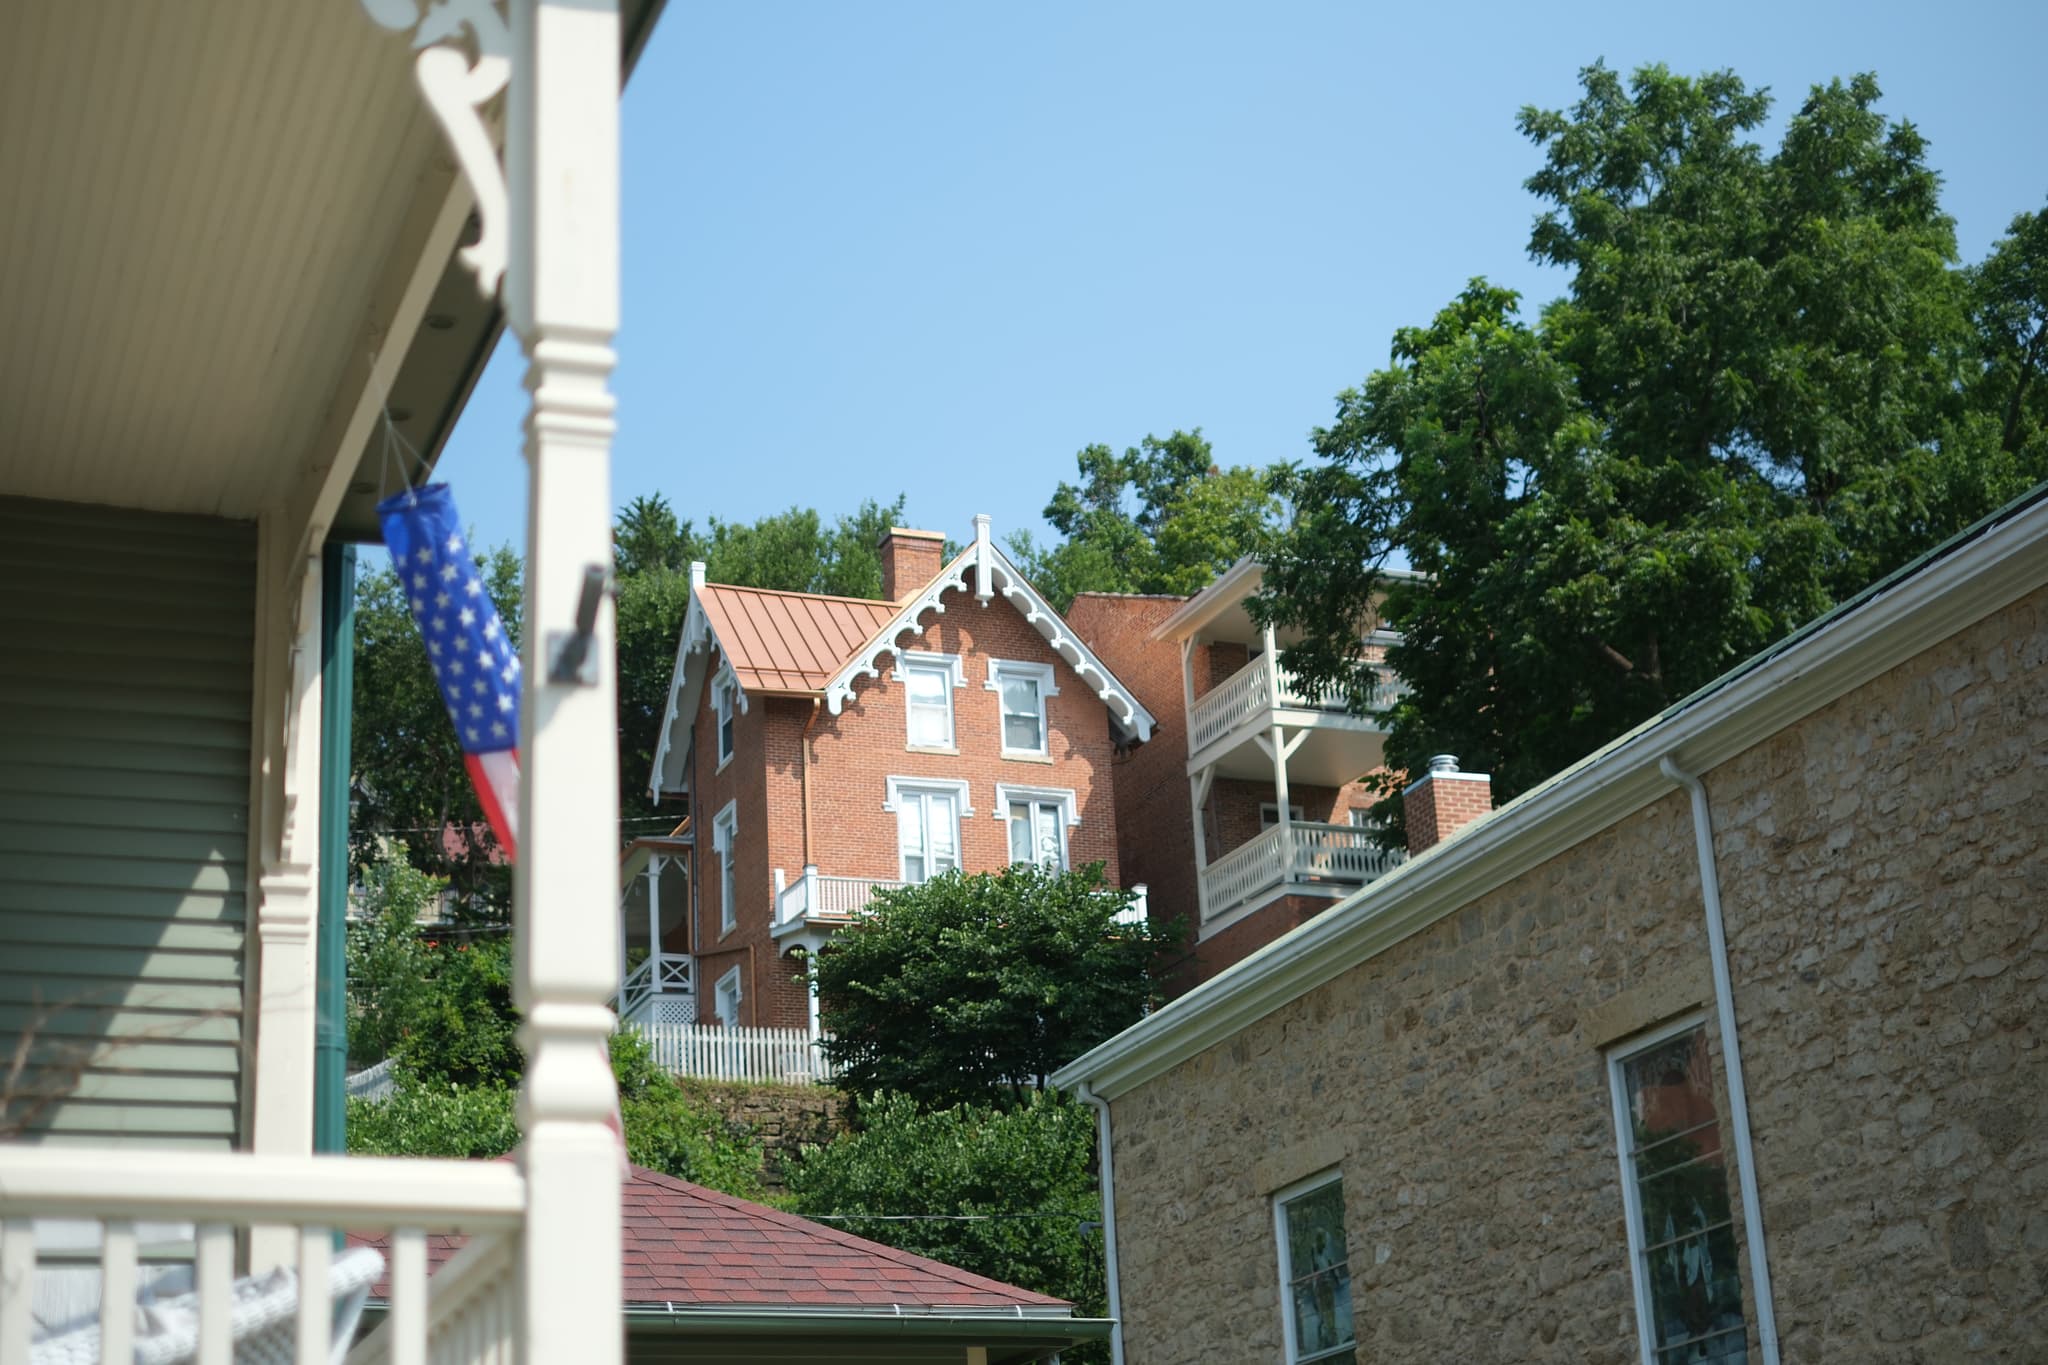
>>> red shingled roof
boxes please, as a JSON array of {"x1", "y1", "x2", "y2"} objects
[
  {"x1": 694, "y1": 583, "x2": 898, "y2": 694},
  {"x1": 354, "y1": 1164, "x2": 1067, "y2": 1312},
  {"x1": 624, "y1": 1166, "x2": 1065, "y2": 1310}
]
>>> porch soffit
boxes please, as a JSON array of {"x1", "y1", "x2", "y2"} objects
[{"x1": 0, "y1": 2, "x2": 452, "y2": 518}]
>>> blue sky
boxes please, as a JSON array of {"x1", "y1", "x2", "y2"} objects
[{"x1": 426, "y1": 0, "x2": 2048, "y2": 559}]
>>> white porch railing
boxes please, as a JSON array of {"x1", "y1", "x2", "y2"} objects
[
  {"x1": 1187, "y1": 656, "x2": 1403, "y2": 755},
  {"x1": 1200, "y1": 821, "x2": 1406, "y2": 921},
  {"x1": 616, "y1": 950, "x2": 695, "y2": 1022},
  {"x1": 345, "y1": 1058, "x2": 397, "y2": 1102},
  {"x1": 775, "y1": 870, "x2": 910, "y2": 927},
  {"x1": 0, "y1": 1148, "x2": 523, "y2": 1365},
  {"x1": 625, "y1": 1022, "x2": 836, "y2": 1085}
]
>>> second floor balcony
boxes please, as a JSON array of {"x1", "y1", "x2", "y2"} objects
[
  {"x1": 772, "y1": 865, "x2": 1150, "y2": 956},
  {"x1": 1188, "y1": 652, "x2": 1401, "y2": 783},
  {"x1": 1199, "y1": 820, "x2": 1406, "y2": 925}
]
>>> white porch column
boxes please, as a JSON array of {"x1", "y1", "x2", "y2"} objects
[
  {"x1": 247, "y1": 534, "x2": 324, "y2": 1270},
  {"x1": 1262, "y1": 623, "x2": 1293, "y2": 868},
  {"x1": 506, "y1": 0, "x2": 623, "y2": 1360}
]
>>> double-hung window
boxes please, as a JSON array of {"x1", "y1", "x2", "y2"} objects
[
  {"x1": 1274, "y1": 1172, "x2": 1355, "y2": 1365},
  {"x1": 887, "y1": 778, "x2": 968, "y2": 884},
  {"x1": 897, "y1": 651, "x2": 962, "y2": 750},
  {"x1": 1609, "y1": 1018, "x2": 1748, "y2": 1365},
  {"x1": 713, "y1": 667, "x2": 738, "y2": 767},
  {"x1": 713, "y1": 802, "x2": 738, "y2": 935},
  {"x1": 1261, "y1": 802, "x2": 1305, "y2": 828},
  {"x1": 995, "y1": 784, "x2": 1076, "y2": 871},
  {"x1": 713, "y1": 966, "x2": 742, "y2": 1029},
  {"x1": 987, "y1": 660, "x2": 1057, "y2": 757}
]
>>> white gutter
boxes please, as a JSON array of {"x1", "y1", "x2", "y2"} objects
[
  {"x1": 1660, "y1": 757, "x2": 1781, "y2": 1365},
  {"x1": 1074, "y1": 1084, "x2": 1126, "y2": 1365}
]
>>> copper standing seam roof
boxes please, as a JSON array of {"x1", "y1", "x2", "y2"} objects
[{"x1": 693, "y1": 583, "x2": 900, "y2": 694}]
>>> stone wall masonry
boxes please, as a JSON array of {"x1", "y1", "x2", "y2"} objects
[
  {"x1": 1104, "y1": 584, "x2": 2048, "y2": 1365},
  {"x1": 675, "y1": 1078, "x2": 850, "y2": 1193}
]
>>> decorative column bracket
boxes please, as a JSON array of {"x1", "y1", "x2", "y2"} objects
[{"x1": 361, "y1": 0, "x2": 512, "y2": 299}]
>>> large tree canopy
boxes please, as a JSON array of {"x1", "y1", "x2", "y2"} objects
[
  {"x1": 1258, "y1": 65, "x2": 2048, "y2": 828},
  {"x1": 1010, "y1": 430, "x2": 1282, "y2": 609}
]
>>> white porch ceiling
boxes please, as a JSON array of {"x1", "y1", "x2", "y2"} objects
[{"x1": 0, "y1": 3, "x2": 448, "y2": 518}]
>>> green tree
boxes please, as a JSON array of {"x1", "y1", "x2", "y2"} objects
[
  {"x1": 814, "y1": 865, "x2": 1172, "y2": 1109},
  {"x1": 1011, "y1": 430, "x2": 1281, "y2": 609},
  {"x1": 700, "y1": 496, "x2": 908, "y2": 599},
  {"x1": 347, "y1": 1029, "x2": 766, "y2": 1199},
  {"x1": 345, "y1": 848, "x2": 520, "y2": 1084},
  {"x1": 785, "y1": 1090, "x2": 1106, "y2": 1348},
  {"x1": 1259, "y1": 65, "x2": 2046, "y2": 831},
  {"x1": 350, "y1": 544, "x2": 523, "y2": 908},
  {"x1": 614, "y1": 492, "x2": 704, "y2": 577}
]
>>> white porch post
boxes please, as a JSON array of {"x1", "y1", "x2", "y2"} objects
[
  {"x1": 506, "y1": 0, "x2": 623, "y2": 1360},
  {"x1": 1262, "y1": 623, "x2": 1293, "y2": 872}
]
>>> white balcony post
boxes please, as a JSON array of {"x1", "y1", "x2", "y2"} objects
[
  {"x1": 506, "y1": 0, "x2": 623, "y2": 1360},
  {"x1": 1262, "y1": 623, "x2": 1294, "y2": 876},
  {"x1": 646, "y1": 860, "x2": 662, "y2": 970},
  {"x1": 1188, "y1": 768, "x2": 1213, "y2": 923},
  {"x1": 803, "y1": 863, "x2": 820, "y2": 920}
]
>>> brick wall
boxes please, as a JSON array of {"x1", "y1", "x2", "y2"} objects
[
  {"x1": 1103, "y1": 585, "x2": 2048, "y2": 1363},
  {"x1": 691, "y1": 589, "x2": 1129, "y2": 1030}
]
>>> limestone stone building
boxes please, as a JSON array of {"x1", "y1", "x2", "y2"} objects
[{"x1": 1056, "y1": 489, "x2": 2048, "y2": 1364}]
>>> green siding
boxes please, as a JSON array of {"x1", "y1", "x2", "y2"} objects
[{"x1": 0, "y1": 496, "x2": 254, "y2": 1148}]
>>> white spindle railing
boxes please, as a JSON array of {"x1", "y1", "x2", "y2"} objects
[
  {"x1": 0, "y1": 1149, "x2": 524, "y2": 1365},
  {"x1": 1188, "y1": 655, "x2": 1276, "y2": 753},
  {"x1": 616, "y1": 951, "x2": 695, "y2": 1022},
  {"x1": 776, "y1": 870, "x2": 910, "y2": 927},
  {"x1": 1200, "y1": 822, "x2": 1406, "y2": 921},
  {"x1": 625, "y1": 1022, "x2": 836, "y2": 1085},
  {"x1": 1188, "y1": 657, "x2": 1405, "y2": 755}
]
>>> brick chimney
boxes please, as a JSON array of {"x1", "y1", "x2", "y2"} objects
[
  {"x1": 1404, "y1": 754, "x2": 1493, "y2": 855},
  {"x1": 878, "y1": 527, "x2": 946, "y2": 602}
]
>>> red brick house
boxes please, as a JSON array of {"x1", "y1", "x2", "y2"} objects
[
  {"x1": 643, "y1": 517, "x2": 1156, "y2": 1034},
  {"x1": 1068, "y1": 559, "x2": 1454, "y2": 986}
]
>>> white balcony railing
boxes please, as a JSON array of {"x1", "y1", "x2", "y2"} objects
[
  {"x1": 776, "y1": 870, "x2": 911, "y2": 928},
  {"x1": 617, "y1": 950, "x2": 695, "y2": 1023},
  {"x1": 0, "y1": 1149, "x2": 523, "y2": 1365},
  {"x1": 1187, "y1": 656, "x2": 1402, "y2": 755},
  {"x1": 1200, "y1": 821, "x2": 1406, "y2": 921}
]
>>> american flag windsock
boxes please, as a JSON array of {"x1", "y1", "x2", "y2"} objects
[{"x1": 377, "y1": 485, "x2": 522, "y2": 861}]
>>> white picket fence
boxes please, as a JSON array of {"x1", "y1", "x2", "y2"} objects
[
  {"x1": 345, "y1": 1057, "x2": 397, "y2": 1101},
  {"x1": 626, "y1": 1022, "x2": 836, "y2": 1086}
]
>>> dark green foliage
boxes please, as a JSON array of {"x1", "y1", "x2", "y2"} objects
[
  {"x1": 785, "y1": 1090, "x2": 1106, "y2": 1352},
  {"x1": 813, "y1": 864, "x2": 1172, "y2": 1109},
  {"x1": 345, "y1": 850, "x2": 519, "y2": 1084},
  {"x1": 1258, "y1": 65, "x2": 2048, "y2": 836},
  {"x1": 1010, "y1": 430, "x2": 1281, "y2": 609},
  {"x1": 350, "y1": 544, "x2": 523, "y2": 908},
  {"x1": 345, "y1": 1025, "x2": 765, "y2": 1199}
]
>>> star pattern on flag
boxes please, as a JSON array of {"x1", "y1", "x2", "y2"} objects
[{"x1": 393, "y1": 520, "x2": 521, "y2": 756}]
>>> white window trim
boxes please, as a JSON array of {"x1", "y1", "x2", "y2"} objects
[
  {"x1": 713, "y1": 799, "x2": 738, "y2": 935},
  {"x1": 986, "y1": 658, "x2": 1058, "y2": 757},
  {"x1": 713, "y1": 966, "x2": 743, "y2": 1029},
  {"x1": 712, "y1": 662, "x2": 741, "y2": 771},
  {"x1": 994, "y1": 784, "x2": 1078, "y2": 869},
  {"x1": 1608, "y1": 1010, "x2": 1728, "y2": 1365},
  {"x1": 882, "y1": 776, "x2": 972, "y2": 883},
  {"x1": 1272, "y1": 1168, "x2": 1355, "y2": 1365},
  {"x1": 881, "y1": 775, "x2": 974, "y2": 816},
  {"x1": 1261, "y1": 802, "x2": 1305, "y2": 827},
  {"x1": 990, "y1": 784, "x2": 1079, "y2": 826},
  {"x1": 891, "y1": 650, "x2": 965, "y2": 751}
]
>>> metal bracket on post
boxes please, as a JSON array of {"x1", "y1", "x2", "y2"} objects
[{"x1": 548, "y1": 563, "x2": 609, "y2": 685}]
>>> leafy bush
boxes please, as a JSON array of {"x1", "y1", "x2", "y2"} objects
[
  {"x1": 785, "y1": 1091, "x2": 1105, "y2": 1332},
  {"x1": 347, "y1": 1030, "x2": 766, "y2": 1200},
  {"x1": 814, "y1": 863, "x2": 1176, "y2": 1109},
  {"x1": 346, "y1": 849, "x2": 519, "y2": 1085}
]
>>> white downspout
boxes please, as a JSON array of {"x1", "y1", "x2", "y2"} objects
[
  {"x1": 1659, "y1": 757, "x2": 1781, "y2": 1365},
  {"x1": 1075, "y1": 1083, "x2": 1126, "y2": 1365}
]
